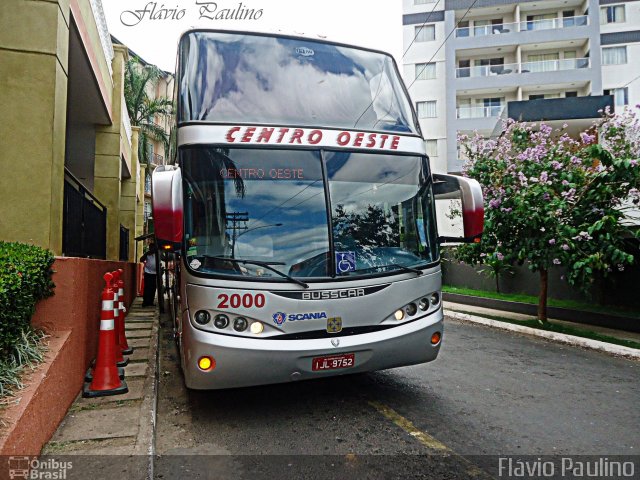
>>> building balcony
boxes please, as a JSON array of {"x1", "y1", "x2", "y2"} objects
[
  {"x1": 453, "y1": 15, "x2": 592, "y2": 51},
  {"x1": 149, "y1": 152, "x2": 165, "y2": 166},
  {"x1": 455, "y1": 58, "x2": 594, "y2": 92},
  {"x1": 456, "y1": 58, "x2": 590, "y2": 79},
  {"x1": 456, "y1": 105, "x2": 503, "y2": 119},
  {"x1": 455, "y1": 16, "x2": 588, "y2": 39}
]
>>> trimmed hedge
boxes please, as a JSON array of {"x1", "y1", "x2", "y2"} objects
[{"x1": 0, "y1": 242, "x2": 55, "y2": 362}]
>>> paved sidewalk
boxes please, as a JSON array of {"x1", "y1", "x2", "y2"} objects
[
  {"x1": 444, "y1": 301, "x2": 640, "y2": 344},
  {"x1": 42, "y1": 297, "x2": 159, "y2": 474}
]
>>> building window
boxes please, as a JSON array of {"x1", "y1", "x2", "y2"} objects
[
  {"x1": 483, "y1": 97, "x2": 503, "y2": 117},
  {"x1": 562, "y1": 10, "x2": 576, "y2": 27},
  {"x1": 144, "y1": 201, "x2": 152, "y2": 222},
  {"x1": 415, "y1": 24, "x2": 435, "y2": 42},
  {"x1": 425, "y1": 140, "x2": 438, "y2": 157},
  {"x1": 456, "y1": 20, "x2": 470, "y2": 38},
  {"x1": 415, "y1": 62, "x2": 436, "y2": 80},
  {"x1": 604, "y1": 87, "x2": 629, "y2": 107},
  {"x1": 602, "y1": 46, "x2": 628, "y2": 65},
  {"x1": 529, "y1": 94, "x2": 545, "y2": 100},
  {"x1": 600, "y1": 5, "x2": 625, "y2": 24},
  {"x1": 414, "y1": 0, "x2": 436, "y2": 4},
  {"x1": 565, "y1": 91, "x2": 578, "y2": 97},
  {"x1": 417, "y1": 101, "x2": 437, "y2": 118}
]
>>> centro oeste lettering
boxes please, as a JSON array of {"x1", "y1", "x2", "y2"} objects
[{"x1": 224, "y1": 126, "x2": 402, "y2": 150}]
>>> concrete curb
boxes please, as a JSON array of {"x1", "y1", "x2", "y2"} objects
[
  {"x1": 445, "y1": 309, "x2": 640, "y2": 361},
  {"x1": 132, "y1": 308, "x2": 159, "y2": 479}
]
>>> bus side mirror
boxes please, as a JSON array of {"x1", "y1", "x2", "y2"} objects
[
  {"x1": 433, "y1": 174, "x2": 484, "y2": 244},
  {"x1": 152, "y1": 165, "x2": 183, "y2": 251}
]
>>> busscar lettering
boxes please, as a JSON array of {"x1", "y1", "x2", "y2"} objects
[
  {"x1": 301, "y1": 289, "x2": 366, "y2": 300},
  {"x1": 222, "y1": 127, "x2": 402, "y2": 150}
]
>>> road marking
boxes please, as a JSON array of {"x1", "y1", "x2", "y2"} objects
[
  {"x1": 368, "y1": 400, "x2": 448, "y2": 451},
  {"x1": 368, "y1": 400, "x2": 493, "y2": 479}
]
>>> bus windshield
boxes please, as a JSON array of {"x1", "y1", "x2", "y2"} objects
[
  {"x1": 182, "y1": 147, "x2": 438, "y2": 279},
  {"x1": 178, "y1": 31, "x2": 418, "y2": 134}
]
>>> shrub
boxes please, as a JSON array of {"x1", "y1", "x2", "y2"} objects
[{"x1": 0, "y1": 242, "x2": 55, "y2": 362}]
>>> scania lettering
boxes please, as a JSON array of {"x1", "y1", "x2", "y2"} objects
[{"x1": 152, "y1": 29, "x2": 484, "y2": 389}]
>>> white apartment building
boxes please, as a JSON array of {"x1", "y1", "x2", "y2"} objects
[{"x1": 402, "y1": 0, "x2": 640, "y2": 173}]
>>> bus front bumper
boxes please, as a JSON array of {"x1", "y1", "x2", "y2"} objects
[{"x1": 179, "y1": 309, "x2": 443, "y2": 390}]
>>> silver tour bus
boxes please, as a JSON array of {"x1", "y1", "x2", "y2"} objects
[{"x1": 152, "y1": 29, "x2": 484, "y2": 389}]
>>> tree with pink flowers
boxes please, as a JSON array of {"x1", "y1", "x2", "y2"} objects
[{"x1": 455, "y1": 108, "x2": 640, "y2": 323}]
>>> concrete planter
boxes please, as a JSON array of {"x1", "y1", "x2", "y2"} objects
[{"x1": 0, "y1": 257, "x2": 137, "y2": 455}]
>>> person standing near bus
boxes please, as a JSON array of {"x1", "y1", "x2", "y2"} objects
[{"x1": 140, "y1": 242, "x2": 158, "y2": 307}]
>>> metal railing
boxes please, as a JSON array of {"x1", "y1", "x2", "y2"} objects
[
  {"x1": 456, "y1": 58, "x2": 590, "y2": 78},
  {"x1": 519, "y1": 57, "x2": 590, "y2": 73},
  {"x1": 149, "y1": 152, "x2": 165, "y2": 166},
  {"x1": 456, "y1": 21, "x2": 518, "y2": 38},
  {"x1": 456, "y1": 105, "x2": 504, "y2": 119},
  {"x1": 519, "y1": 15, "x2": 588, "y2": 32},
  {"x1": 456, "y1": 62, "x2": 519, "y2": 78},
  {"x1": 63, "y1": 168, "x2": 107, "y2": 259},
  {"x1": 455, "y1": 15, "x2": 588, "y2": 37}
]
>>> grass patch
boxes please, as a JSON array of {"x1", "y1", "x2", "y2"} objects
[
  {"x1": 448, "y1": 308, "x2": 640, "y2": 350},
  {"x1": 0, "y1": 327, "x2": 48, "y2": 401},
  {"x1": 442, "y1": 285, "x2": 640, "y2": 320}
]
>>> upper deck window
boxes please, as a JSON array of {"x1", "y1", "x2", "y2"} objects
[{"x1": 178, "y1": 31, "x2": 418, "y2": 134}]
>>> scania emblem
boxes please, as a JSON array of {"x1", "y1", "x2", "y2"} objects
[{"x1": 273, "y1": 312, "x2": 286, "y2": 326}]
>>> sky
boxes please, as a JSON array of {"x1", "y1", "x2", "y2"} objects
[{"x1": 102, "y1": 0, "x2": 404, "y2": 73}]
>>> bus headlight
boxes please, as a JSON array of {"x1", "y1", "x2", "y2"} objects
[
  {"x1": 233, "y1": 317, "x2": 249, "y2": 332},
  {"x1": 194, "y1": 310, "x2": 211, "y2": 325},
  {"x1": 250, "y1": 322, "x2": 264, "y2": 335},
  {"x1": 419, "y1": 298, "x2": 429, "y2": 310},
  {"x1": 394, "y1": 309, "x2": 405, "y2": 321},
  {"x1": 430, "y1": 292, "x2": 440, "y2": 306},
  {"x1": 406, "y1": 303, "x2": 418, "y2": 316},
  {"x1": 214, "y1": 314, "x2": 229, "y2": 329}
]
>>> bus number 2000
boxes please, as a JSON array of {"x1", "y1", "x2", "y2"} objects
[{"x1": 217, "y1": 293, "x2": 266, "y2": 309}]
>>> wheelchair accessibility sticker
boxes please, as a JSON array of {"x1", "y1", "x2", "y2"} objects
[{"x1": 335, "y1": 251, "x2": 356, "y2": 274}]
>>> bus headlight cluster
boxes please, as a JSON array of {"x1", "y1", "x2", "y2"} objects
[
  {"x1": 197, "y1": 312, "x2": 265, "y2": 336},
  {"x1": 394, "y1": 292, "x2": 441, "y2": 321}
]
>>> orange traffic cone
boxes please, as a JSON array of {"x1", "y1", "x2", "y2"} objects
[
  {"x1": 83, "y1": 273, "x2": 128, "y2": 398},
  {"x1": 111, "y1": 269, "x2": 129, "y2": 367},
  {"x1": 137, "y1": 262, "x2": 144, "y2": 297},
  {"x1": 116, "y1": 268, "x2": 133, "y2": 355}
]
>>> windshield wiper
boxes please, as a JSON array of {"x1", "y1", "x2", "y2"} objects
[
  {"x1": 206, "y1": 256, "x2": 309, "y2": 289},
  {"x1": 385, "y1": 263, "x2": 424, "y2": 276}
]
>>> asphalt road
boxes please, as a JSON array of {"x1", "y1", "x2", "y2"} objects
[{"x1": 154, "y1": 314, "x2": 639, "y2": 479}]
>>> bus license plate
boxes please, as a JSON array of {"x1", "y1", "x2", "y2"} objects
[{"x1": 312, "y1": 353, "x2": 355, "y2": 371}]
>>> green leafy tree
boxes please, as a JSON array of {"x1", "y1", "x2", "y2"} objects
[
  {"x1": 123, "y1": 58, "x2": 173, "y2": 165},
  {"x1": 455, "y1": 108, "x2": 640, "y2": 323}
]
